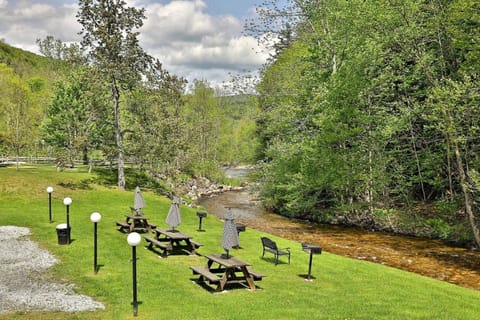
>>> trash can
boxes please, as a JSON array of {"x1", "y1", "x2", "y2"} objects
[
  {"x1": 235, "y1": 222, "x2": 246, "y2": 234},
  {"x1": 56, "y1": 223, "x2": 70, "y2": 245}
]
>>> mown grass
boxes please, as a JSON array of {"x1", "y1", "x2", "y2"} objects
[{"x1": 0, "y1": 165, "x2": 479, "y2": 320}]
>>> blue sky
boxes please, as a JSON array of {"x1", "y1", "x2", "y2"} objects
[
  {"x1": 0, "y1": 0, "x2": 274, "y2": 88},
  {"x1": 25, "y1": 0, "x2": 261, "y2": 17},
  {"x1": 155, "y1": 0, "x2": 260, "y2": 17}
]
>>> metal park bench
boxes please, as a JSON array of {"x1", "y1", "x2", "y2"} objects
[{"x1": 261, "y1": 236, "x2": 291, "y2": 265}]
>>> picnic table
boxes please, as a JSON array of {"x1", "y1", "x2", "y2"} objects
[
  {"x1": 116, "y1": 215, "x2": 156, "y2": 233},
  {"x1": 144, "y1": 228, "x2": 202, "y2": 257},
  {"x1": 190, "y1": 253, "x2": 264, "y2": 292}
]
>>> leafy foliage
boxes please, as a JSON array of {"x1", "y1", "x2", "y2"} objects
[{"x1": 254, "y1": 0, "x2": 480, "y2": 246}]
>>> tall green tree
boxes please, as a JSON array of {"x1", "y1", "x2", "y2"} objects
[
  {"x1": 0, "y1": 64, "x2": 42, "y2": 169},
  {"x1": 77, "y1": 0, "x2": 156, "y2": 189},
  {"x1": 41, "y1": 67, "x2": 111, "y2": 167},
  {"x1": 428, "y1": 77, "x2": 480, "y2": 248},
  {"x1": 123, "y1": 68, "x2": 186, "y2": 173},
  {"x1": 184, "y1": 80, "x2": 221, "y2": 177}
]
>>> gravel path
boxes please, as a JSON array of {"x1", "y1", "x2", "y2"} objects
[{"x1": 0, "y1": 226, "x2": 104, "y2": 315}]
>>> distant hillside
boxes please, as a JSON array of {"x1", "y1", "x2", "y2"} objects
[{"x1": 0, "y1": 41, "x2": 67, "y2": 81}]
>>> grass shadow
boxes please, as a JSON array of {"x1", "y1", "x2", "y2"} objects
[
  {"x1": 260, "y1": 256, "x2": 289, "y2": 266},
  {"x1": 92, "y1": 167, "x2": 171, "y2": 195},
  {"x1": 58, "y1": 180, "x2": 93, "y2": 190},
  {"x1": 190, "y1": 279, "x2": 262, "y2": 293}
]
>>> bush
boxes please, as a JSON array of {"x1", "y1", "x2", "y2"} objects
[{"x1": 426, "y1": 218, "x2": 453, "y2": 240}]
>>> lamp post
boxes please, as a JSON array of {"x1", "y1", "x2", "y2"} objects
[
  {"x1": 127, "y1": 232, "x2": 141, "y2": 316},
  {"x1": 90, "y1": 212, "x2": 102, "y2": 274},
  {"x1": 63, "y1": 197, "x2": 72, "y2": 244},
  {"x1": 46, "y1": 186, "x2": 53, "y2": 223}
]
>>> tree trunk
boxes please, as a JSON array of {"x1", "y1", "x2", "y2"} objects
[
  {"x1": 410, "y1": 123, "x2": 426, "y2": 201},
  {"x1": 453, "y1": 140, "x2": 480, "y2": 248},
  {"x1": 112, "y1": 80, "x2": 126, "y2": 190},
  {"x1": 83, "y1": 146, "x2": 89, "y2": 165}
]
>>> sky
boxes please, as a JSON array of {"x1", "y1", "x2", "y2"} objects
[{"x1": 0, "y1": 0, "x2": 273, "y2": 89}]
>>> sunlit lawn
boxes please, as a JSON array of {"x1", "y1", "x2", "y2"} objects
[{"x1": 0, "y1": 165, "x2": 479, "y2": 320}]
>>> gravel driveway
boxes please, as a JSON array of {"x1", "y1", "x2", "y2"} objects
[{"x1": 0, "y1": 226, "x2": 104, "y2": 315}]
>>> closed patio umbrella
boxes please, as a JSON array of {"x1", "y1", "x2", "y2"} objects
[
  {"x1": 221, "y1": 209, "x2": 239, "y2": 258},
  {"x1": 132, "y1": 186, "x2": 145, "y2": 215},
  {"x1": 166, "y1": 196, "x2": 181, "y2": 231}
]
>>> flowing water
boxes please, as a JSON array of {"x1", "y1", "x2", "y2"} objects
[{"x1": 199, "y1": 169, "x2": 480, "y2": 291}]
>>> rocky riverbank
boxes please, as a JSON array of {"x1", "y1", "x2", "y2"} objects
[{"x1": 154, "y1": 172, "x2": 248, "y2": 204}]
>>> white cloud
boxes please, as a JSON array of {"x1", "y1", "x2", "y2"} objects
[
  {"x1": 0, "y1": 1, "x2": 79, "y2": 52},
  {"x1": 140, "y1": 0, "x2": 268, "y2": 84},
  {"x1": 0, "y1": 0, "x2": 269, "y2": 86}
]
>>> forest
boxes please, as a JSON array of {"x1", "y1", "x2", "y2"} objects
[
  {"x1": 0, "y1": 0, "x2": 479, "y2": 248},
  {"x1": 252, "y1": 0, "x2": 480, "y2": 248},
  {"x1": 0, "y1": 36, "x2": 258, "y2": 180}
]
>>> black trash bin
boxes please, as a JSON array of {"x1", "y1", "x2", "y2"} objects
[{"x1": 56, "y1": 223, "x2": 70, "y2": 245}]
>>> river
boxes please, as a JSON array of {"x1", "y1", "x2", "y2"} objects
[{"x1": 199, "y1": 169, "x2": 480, "y2": 291}]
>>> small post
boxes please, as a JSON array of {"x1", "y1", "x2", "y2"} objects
[
  {"x1": 63, "y1": 197, "x2": 72, "y2": 244},
  {"x1": 307, "y1": 251, "x2": 313, "y2": 280},
  {"x1": 196, "y1": 211, "x2": 207, "y2": 231},
  {"x1": 127, "y1": 232, "x2": 141, "y2": 317},
  {"x1": 90, "y1": 212, "x2": 102, "y2": 274},
  {"x1": 302, "y1": 243, "x2": 322, "y2": 281},
  {"x1": 46, "y1": 186, "x2": 53, "y2": 223}
]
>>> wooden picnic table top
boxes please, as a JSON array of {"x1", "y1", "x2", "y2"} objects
[
  {"x1": 204, "y1": 253, "x2": 251, "y2": 268},
  {"x1": 125, "y1": 214, "x2": 149, "y2": 220},
  {"x1": 156, "y1": 228, "x2": 192, "y2": 240}
]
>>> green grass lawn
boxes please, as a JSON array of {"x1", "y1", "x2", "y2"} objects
[{"x1": 0, "y1": 165, "x2": 479, "y2": 320}]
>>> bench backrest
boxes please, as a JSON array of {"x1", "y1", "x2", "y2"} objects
[{"x1": 261, "y1": 237, "x2": 278, "y2": 250}]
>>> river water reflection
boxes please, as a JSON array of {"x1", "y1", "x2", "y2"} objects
[{"x1": 199, "y1": 189, "x2": 480, "y2": 291}]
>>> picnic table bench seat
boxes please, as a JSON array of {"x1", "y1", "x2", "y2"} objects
[
  {"x1": 132, "y1": 223, "x2": 157, "y2": 233},
  {"x1": 145, "y1": 236, "x2": 172, "y2": 257},
  {"x1": 245, "y1": 268, "x2": 265, "y2": 281},
  {"x1": 190, "y1": 266, "x2": 221, "y2": 283},
  {"x1": 116, "y1": 221, "x2": 130, "y2": 232},
  {"x1": 261, "y1": 236, "x2": 291, "y2": 265},
  {"x1": 190, "y1": 239, "x2": 203, "y2": 249}
]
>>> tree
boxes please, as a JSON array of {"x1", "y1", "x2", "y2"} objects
[
  {"x1": 36, "y1": 36, "x2": 86, "y2": 66},
  {"x1": 184, "y1": 80, "x2": 221, "y2": 177},
  {"x1": 77, "y1": 0, "x2": 156, "y2": 189},
  {"x1": 41, "y1": 67, "x2": 111, "y2": 168},
  {"x1": 0, "y1": 64, "x2": 40, "y2": 169},
  {"x1": 123, "y1": 67, "x2": 186, "y2": 173},
  {"x1": 429, "y1": 77, "x2": 480, "y2": 248}
]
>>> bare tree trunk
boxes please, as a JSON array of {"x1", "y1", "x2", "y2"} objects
[
  {"x1": 410, "y1": 122, "x2": 426, "y2": 201},
  {"x1": 446, "y1": 141, "x2": 454, "y2": 199},
  {"x1": 453, "y1": 140, "x2": 480, "y2": 248},
  {"x1": 112, "y1": 80, "x2": 126, "y2": 190}
]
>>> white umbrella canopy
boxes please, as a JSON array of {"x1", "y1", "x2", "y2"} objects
[
  {"x1": 132, "y1": 186, "x2": 146, "y2": 215},
  {"x1": 221, "y1": 209, "x2": 239, "y2": 258},
  {"x1": 166, "y1": 196, "x2": 181, "y2": 230}
]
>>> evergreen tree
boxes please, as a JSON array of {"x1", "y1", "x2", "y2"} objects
[{"x1": 77, "y1": 0, "x2": 157, "y2": 189}]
